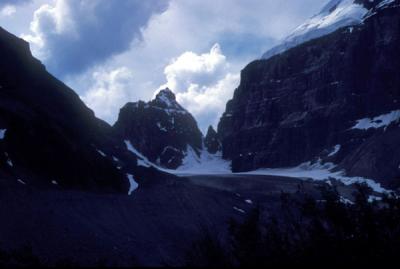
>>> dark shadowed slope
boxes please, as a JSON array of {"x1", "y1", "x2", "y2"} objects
[
  {"x1": 0, "y1": 172, "x2": 348, "y2": 266},
  {"x1": 0, "y1": 26, "x2": 171, "y2": 193}
]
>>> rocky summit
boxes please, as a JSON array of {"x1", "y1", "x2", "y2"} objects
[
  {"x1": 204, "y1": 125, "x2": 221, "y2": 154},
  {"x1": 218, "y1": 0, "x2": 400, "y2": 189},
  {"x1": 113, "y1": 88, "x2": 203, "y2": 169}
]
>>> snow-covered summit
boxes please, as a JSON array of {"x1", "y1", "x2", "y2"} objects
[
  {"x1": 155, "y1": 88, "x2": 176, "y2": 104},
  {"x1": 261, "y1": 0, "x2": 396, "y2": 60},
  {"x1": 153, "y1": 88, "x2": 187, "y2": 112}
]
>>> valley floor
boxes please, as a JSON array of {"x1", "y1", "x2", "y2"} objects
[{"x1": 0, "y1": 173, "x2": 357, "y2": 266}]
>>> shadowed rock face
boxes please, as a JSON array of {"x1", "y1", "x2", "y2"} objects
[
  {"x1": 204, "y1": 126, "x2": 221, "y2": 154},
  {"x1": 114, "y1": 88, "x2": 203, "y2": 169},
  {"x1": 0, "y1": 27, "x2": 169, "y2": 193},
  {"x1": 218, "y1": 3, "x2": 400, "y2": 188}
]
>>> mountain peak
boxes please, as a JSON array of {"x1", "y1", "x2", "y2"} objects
[
  {"x1": 156, "y1": 88, "x2": 176, "y2": 102},
  {"x1": 205, "y1": 125, "x2": 221, "y2": 154},
  {"x1": 261, "y1": 0, "x2": 397, "y2": 60},
  {"x1": 152, "y1": 88, "x2": 187, "y2": 113},
  {"x1": 114, "y1": 87, "x2": 203, "y2": 169},
  {"x1": 206, "y1": 125, "x2": 217, "y2": 136}
]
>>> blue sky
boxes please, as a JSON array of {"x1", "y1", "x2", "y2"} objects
[{"x1": 0, "y1": 0, "x2": 327, "y2": 133}]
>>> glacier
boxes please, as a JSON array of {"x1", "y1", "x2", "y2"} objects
[{"x1": 262, "y1": 0, "x2": 368, "y2": 60}]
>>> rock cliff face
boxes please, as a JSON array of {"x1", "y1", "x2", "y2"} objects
[
  {"x1": 0, "y1": 27, "x2": 165, "y2": 193},
  {"x1": 218, "y1": 1, "x2": 400, "y2": 188},
  {"x1": 204, "y1": 126, "x2": 221, "y2": 154},
  {"x1": 114, "y1": 88, "x2": 203, "y2": 169}
]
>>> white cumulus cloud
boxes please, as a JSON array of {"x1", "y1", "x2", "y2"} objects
[
  {"x1": 162, "y1": 44, "x2": 228, "y2": 93},
  {"x1": 22, "y1": 0, "x2": 74, "y2": 56},
  {"x1": 161, "y1": 44, "x2": 240, "y2": 132},
  {"x1": 8, "y1": 0, "x2": 326, "y2": 131},
  {"x1": 21, "y1": 0, "x2": 168, "y2": 76},
  {"x1": 81, "y1": 67, "x2": 135, "y2": 123},
  {"x1": 66, "y1": 0, "x2": 325, "y2": 130},
  {"x1": 176, "y1": 73, "x2": 240, "y2": 132}
]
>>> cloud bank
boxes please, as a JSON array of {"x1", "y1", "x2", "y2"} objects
[
  {"x1": 11, "y1": 0, "x2": 327, "y2": 133},
  {"x1": 160, "y1": 44, "x2": 239, "y2": 131},
  {"x1": 23, "y1": 0, "x2": 168, "y2": 76},
  {"x1": 81, "y1": 67, "x2": 136, "y2": 123}
]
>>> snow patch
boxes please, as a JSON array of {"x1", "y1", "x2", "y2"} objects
[
  {"x1": 376, "y1": 0, "x2": 396, "y2": 9},
  {"x1": 155, "y1": 107, "x2": 188, "y2": 116},
  {"x1": 127, "y1": 174, "x2": 139, "y2": 195},
  {"x1": 125, "y1": 140, "x2": 146, "y2": 160},
  {"x1": 328, "y1": 145, "x2": 341, "y2": 157},
  {"x1": 125, "y1": 140, "x2": 174, "y2": 169},
  {"x1": 156, "y1": 89, "x2": 176, "y2": 108},
  {"x1": 157, "y1": 122, "x2": 167, "y2": 132},
  {"x1": 4, "y1": 152, "x2": 13, "y2": 167},
  {"x1": 174, "y1": 146, "x2": 231, "y2": 175},
  {"x1": 158, "y1": 94, "x2": 173, "y2": 108},
  {"x1": 161, "y1": 146, "x2": 180, "y2": 155},
  {"x1": 154, "y1": 89, "x2": 189, "y2": 116},
  {"x1": 96, "y1": 149, "x2": 107, "y2": 157},
  {"x1": 0, "y1": 129, "x2": 6, "y2": 140},
  {"x1": 240, "y1": 161, "x2": 388, "y2": 194},
  {"x1": 125, "y1": 140, "x2": 156, "y2": 168},
  {"x1": 245, "y1": 199, "x2": 253, "y2": 204},
  {"x1": 233, "y1": 207, "x2": 246, "y2": 214},
  {"x1": 138, "y1": 159, "x2": 151, "y2": 168},
  {"x1": 340, "y1": 196, "x2": 354, "y2": 205},
  {"x1": 368, "y1": 195, "x2": 383, "y2": 203},
  {"x1": 352, "y1": 110, "x2": 400, "y2": 130}
]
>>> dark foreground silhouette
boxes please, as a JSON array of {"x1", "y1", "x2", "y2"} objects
[{"x1": 186, "y1": 184, "x2": 400, "y2": 267}]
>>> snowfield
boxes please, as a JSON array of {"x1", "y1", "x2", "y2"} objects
[
  {"x1": 239, "y1": 161, "x2": 389, "y2": 194},
  {"x1": 174, "y1": 146, "x2": 231, "y2": 175},
  {"x1": 173, "y1": 147, "x2": 388, "y2": 194},
  {"x1": 123, "y1": 139, "x2": 389, "y2": 194},
  {"x1": 351, "y1": 110, "x2": 400, "y2": 130},
  {"x1": 262, "y1": 0, "x2": 368, "y2": 60},
  {"x1": 262, "y1": 0, "x2": 399, "y2": 60}
]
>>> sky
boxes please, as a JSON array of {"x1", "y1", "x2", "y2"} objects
[{"x1": 0, "y1": 0, "x2": 327, "y2": 133}]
